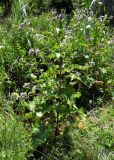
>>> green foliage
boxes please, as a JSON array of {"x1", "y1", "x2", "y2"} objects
[
  {"x1": 0, "y1": 109, "x2": 32, "y2": 160},
  {"x1": 27, "y1": 0, "x2": 51, "y2": 15},
  {"x1": 31, "y1": 105, "x2": 114, "y2": 160},
  {"x1": 0, "y1": 3, "x2": 114, "y2": 159},
  {"x1": 61, "y1": 105, "x2": 114, "y2": 160},
  {"x1": 0, "y1": 0, "x2": 13, "y2": 16}
]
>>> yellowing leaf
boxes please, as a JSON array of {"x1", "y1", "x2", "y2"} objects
[{"x1": 78, "y1": 121, "x2": 84, "y2": 130}]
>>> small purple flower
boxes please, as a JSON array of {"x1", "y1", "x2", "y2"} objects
[
  {"x1": 18, "y1": 22, "x2": 26, "y2": 30},
  {"x1": 29, "y1": 48, "x2": 35, "y2": 55},
  {"x1": 56, "y1": 13, "x2": 64, "y2": 19},
  {"x1": 20, "y1": 92, "x2": 27, "y2": 99},
  {"x1": 20, "y1": 22, "x2": 25, "y2": 27}
]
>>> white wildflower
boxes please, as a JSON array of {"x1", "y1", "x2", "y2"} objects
[
  {"x1": 23, "y1": 83, "x2": 30, "y2": 88},
  {"x1": 87, "y1": 17, "x2": 92, "y2": 22},
  {"x1": 89, "y1": 61, "x2": 95, "y2": 66},
  {"x1": 56, "y1": 28, "x2": 60, "y2": 34},
  {"x1": 0, "y1": 46, "x2": 5, "y2": 49},
  {"x1": 34, "y1": 34, "x2": 39, "y2": 39},
  {"x1": 86, "y1": 25, "x2": 91, "y2": 29},
  {"x1": 89, "y1": 100, "x2": 92, "y2": 104},
  {"x1": 35, "y1": 48, "x2": 40, "y2": 55},
  {"x1": 80, "y1": 28, "x2": 83, "y2": 31},
  {"x1": 99, "y1": 16, "x2": 105, "y2": 22},
  {"x1": 56, "y1": 53, "x2": 61, "y2": 58},
  {"x1": 31, "y1": 73, "x2": 37, "y2": 80},
  {"x1": 36, "y1": 112, "x2": 43, "y2": 118}
]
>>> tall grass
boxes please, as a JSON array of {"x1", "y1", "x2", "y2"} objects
[{"x1": 0, "y1": 108, "x2": 32, "y2": 160}]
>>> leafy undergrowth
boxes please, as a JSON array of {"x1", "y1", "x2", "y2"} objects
[
  {"x1": 30, "y1": 105, "x2": 114, "y2": 160},
  {"x1": 0, "y1": 104, "x2": 113, "y2": 160},
  {"x1": 66, "y1": 105, "x2": 114, "y2": 160}
]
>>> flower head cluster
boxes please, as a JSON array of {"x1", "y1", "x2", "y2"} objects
[
  {"x1": 18, "y1": 21, "x2": 26, "y2": 30},
  {"x1": 29, "y1": 48, "x2": 40, "y2": 55},
  {"x1": 56, "y1": 13, "x2": 64, "y2": 20},
  {"x1": 20, "y1": 92, "x2": 27, "y2": 100}
]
